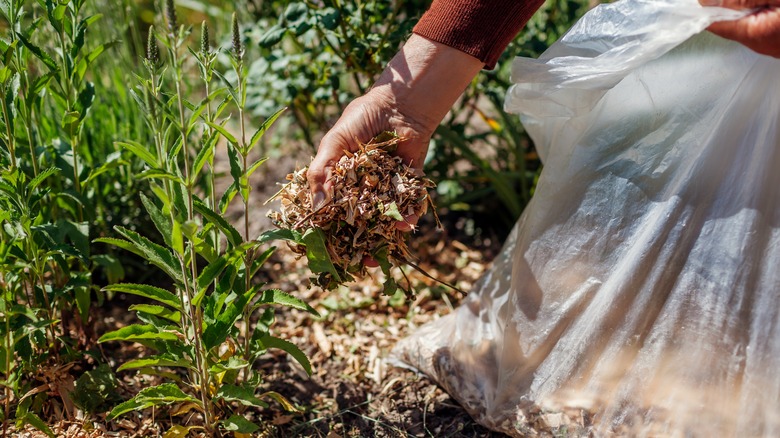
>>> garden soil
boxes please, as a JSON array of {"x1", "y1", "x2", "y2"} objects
[{"x1": 14, "y1": 145, "x2": 520, "y2": 437}]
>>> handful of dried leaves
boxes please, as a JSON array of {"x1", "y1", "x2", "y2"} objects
[{"x1": 267, "y1": 133, "x2": 438, "y2": 295}]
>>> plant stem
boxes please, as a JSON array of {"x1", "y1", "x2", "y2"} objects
[
  {"x1": 234, "y1": 55, "x2": 255, "y2": 382},
  {"x1": 171, "y1": 31, "x2": 215, "y2": 433},
  {"x1": 0, "y1": 86, "x2": 17, "y2": 170},
  {"x1": 57, "y1": 26, "x2": 83, "y2": 221},
  {"x1": 3, "y1": 287, "x2": 12, "y2": 438}
]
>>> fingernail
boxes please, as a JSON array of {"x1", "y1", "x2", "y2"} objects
[
  {"x1": 699, "y1": 0, "x2": 722, "y2": 6},
  {"x1": 312, "y1": 191, "x2": 326, "y2": 211}
]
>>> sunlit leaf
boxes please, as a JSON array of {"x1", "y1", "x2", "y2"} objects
[
  {"x1": 107, "y1": 384, "x2": 199, "y2": 420},
  {"x1": 221, "y1": 415, "x2": 260, "y2": 434},
  {"x1": 98, "y1": 324, "x2": 180, "y2": 343},
  {"x1": 255, "y1": 335, "x2": 312, "y2": 376},
  {"x1": 301, "y1": 228, "x2": 340, "y2": 282},
  {"x1": 103, "y1": 283, "x2": 181, "y2": 310}
]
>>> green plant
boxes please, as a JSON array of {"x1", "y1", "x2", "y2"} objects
[
  {"x1": 97, "y1": 4, "x2": 318, "y2": 435},
  {"x1": 244, "y1": 0, "x2": 427, "y2": 151},
  {"x1": 0, "y1": 0, "x2": 137, "y2": 434},
  {"x1": 249, "y1": 0, "x2": 591, "y2": 235}
]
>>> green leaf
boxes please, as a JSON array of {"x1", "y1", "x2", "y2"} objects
[
  {"x1": 316, "y1": 7, "x2": 340, "y2": 30},
  {"x1": 221, "y1": 415, "x2": 260, "y2": 433},
  {"x1": 215, "y1": 384, "x2": 268, "y2": 408},
  {"x1": 212, "y1": 70, "x2": 238, "y2": 106},
  {"x1": 250, "y1": 246, "x2": 275, "y2": 277},
  {"x1": 92, "y1": 254, "x2": 125, "y2": 284},
  {"x1": 205, "y1": 120, "x2": 238, "y2": 146},
  {"x1": 226, "y1": 141, "x2": 242, "y2": 184},
  {"x1": 218, "y1": 182, "x2": 238, "y2": 214},
  {"x1": 283, "y1": 2, "x2": 308, "y2": 26},
  {"x1": 97, "y1": 227, "x2": 183, "y2": 284},
  {"x1": 257, "y1": 228, "x2": 301, "y2": 244},
  {"x1": 75, "y1": 286, "x2": 90, "y2": 323},
  {"x1": 76, "y1": 81, "x2": 95, "y2": 119},
  {"x1": 202, "y1": 280, "x2": 257, "y2": 351},
  {"x1": 16, "y1": 411, "x2": 54, "y2": 438},
  {"x1": 261, "y1": 391, "x2": 301, "y2": 412},
  {"x1": 257, "y1": 289, "x2": 319, "y2": 316},
  {"x1": 28, "y1": 167, "x2": 59, "y2": 192},
  {"x1": 98, "y1": 324, "x2": 180, "y2": 343},
  {"x1": 382, "y1": 277, "x2": 398, "y2": 296},
  {"x1": 128, "y1": 304, "x2": 181, "y2": 323},
  {"x1": 256, "y1": 335, "x2": 312, "y2": 376},
  {"x1": 107, "y1": 384, "x2": 199, "y2": 420},
  {"x1": 301, "y1": 228, "x2": 340, "y2": 282},
  {"x1": 381, "y1": 201, "x2": 404, "y2": 221},
  {"x1": 258, "y1": 24, "x2": 286, "y2": 48},
  {"x1": 84, "y1": 154, "x2": 128, "y2": 185},
  {"x1": 138, "y1": 168, "x2": 185, "y2": 185},
  {"x1": 103, "y1": 283, "x2": 181, "y2": 310},
  {"x1": 193, "y1": 198, "x2": 242, "y2": 248},
  {"x1": 29, "y1": 71, "x2": 54, "y2": 96},
  {"x1": 116, "y1": 140, "x2": 157, "y2": 167},
  {"x1": 195, "y1": 255, "x2": 229, "y2": 305},
  {"x1": 4, "y1": 72, "x2": 18, "y2": 129},
  {"x1": 71, "y1": 14, "x2": 103, "y2": 58},
  {"x1": 140, "y1": 193, "x2": 178, "y2": 253},
  {"x1": 61, "y1": 110, "x2": 81, "y2": 134},
  {"x1": 191, "y1": 134, "x2": 216, "y2": 184},
  {"x1": 117, "y1": 355, "x2": 192, "y2": 372},
  {"x1": 70, "y1": 364, "x2": 119, "y2": 413},
  {"x1": 248, "y1": 107, "x2": 286, "y2": 150},
  {"x1": 245, "y1": 157, "x2": 268, "y2": 179},
  {"x1": 15, "y1": 32, "x2": 58, "y2": 71}
]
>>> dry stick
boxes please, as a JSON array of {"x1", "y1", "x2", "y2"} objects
[{"x1": 402, "y1": 259, "x2": 468, "y2": 296}]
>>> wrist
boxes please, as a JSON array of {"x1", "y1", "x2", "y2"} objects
[{"x1": 369, "y1": 34, "x2": 483, "y2": 134}]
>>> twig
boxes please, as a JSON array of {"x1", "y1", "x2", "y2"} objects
[{"x1": 403, "y1": 259, "x2": 468, "y2": 296}]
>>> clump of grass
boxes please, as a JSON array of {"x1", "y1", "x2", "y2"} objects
[{"x1": 268, "y1": 133, "x2": 440, "y2": 295}]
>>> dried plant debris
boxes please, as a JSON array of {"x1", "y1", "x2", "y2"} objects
[{"x1": 267, "y1": 132, "x2": 439, "y2": 296}]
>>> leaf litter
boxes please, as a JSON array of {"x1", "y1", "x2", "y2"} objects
[{"x1": 267, "y1": 132, "x2": 445, "y2": 296}]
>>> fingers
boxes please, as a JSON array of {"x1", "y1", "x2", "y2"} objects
[
  {"x1": 362, "y1": 256, "x2": 379, "y2": 268},
  {"x1": 701, "y1": 0, "x2": 780, "y2": 7},
  {"x1": 307, "y1": 143, "x2": 336, "y2": 210},
  {"x1": 706, "y1": 7, "x2": 780, "y2": 57},
  {"x1": 395, "y1": 213, "x2": 419, "y2": 232}
]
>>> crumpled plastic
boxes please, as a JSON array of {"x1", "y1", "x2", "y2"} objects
[{"x1": 391, "y1": 0, "x2": 780, "y2": 436}]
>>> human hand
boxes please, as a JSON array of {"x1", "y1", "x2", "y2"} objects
[
  {"x1": 306, "y1": 86, "x2": 435, "y2": 234},
  {"x1": 702, "y1": 0, "x2": 780, "y2": 57},
  {"x1": 307, "y1": 34, "x2": 483, "y2": 230}
]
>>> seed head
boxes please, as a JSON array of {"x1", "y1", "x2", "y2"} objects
[
  {"x1": 231, "y1": 12, "x2": 242, "y2": 61},
  {"x1": 165, "y1": 0, "x2": 178, "y2": 34},
  {"x1": 146, "y1": 26, "x2": 159, "y2": 64},
  {"x1": 200, "y1": 21, "x2": 210, "y2": 55}
]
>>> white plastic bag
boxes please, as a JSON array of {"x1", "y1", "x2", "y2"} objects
[{"x1": 392, "y1": 0, "x2": 780, "y2": 436}]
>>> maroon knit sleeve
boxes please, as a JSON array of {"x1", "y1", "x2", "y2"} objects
[{"x1": 413, "y1": 0, "x2": 546, "y2": 69}]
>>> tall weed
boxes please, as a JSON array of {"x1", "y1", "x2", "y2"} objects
[{"x1": 97, "y1": 3, "x2": 317, "y2": 435}]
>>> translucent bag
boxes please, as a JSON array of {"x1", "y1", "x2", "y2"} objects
[{"x1": 391, "y1": 0, "x2": 780, "y2": 436}]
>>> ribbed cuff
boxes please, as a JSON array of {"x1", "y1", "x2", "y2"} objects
[{"x1": 413, "y1": 0, "x2": 545, "y2": 70}]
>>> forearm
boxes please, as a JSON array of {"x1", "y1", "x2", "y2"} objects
[{"x1": 368, "y1": 34, "x2": 484, "y2": 136}]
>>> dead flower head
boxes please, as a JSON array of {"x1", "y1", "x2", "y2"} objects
[{"x1": 267, "y1": 133, "x2": 437, "y2": 290}]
